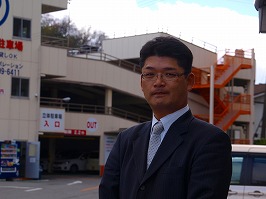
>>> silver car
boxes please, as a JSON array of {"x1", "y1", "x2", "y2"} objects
[{"x1": 228, "y1": 144, "x2": 266, "y2": 198}]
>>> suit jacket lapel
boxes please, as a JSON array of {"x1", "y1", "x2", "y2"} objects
[
  {"x1": 132, "y1": 121, "x2": 152, "y2": 183},
  {"x1": 142, "y1": 111, "x2": 194, "y2": 183}
]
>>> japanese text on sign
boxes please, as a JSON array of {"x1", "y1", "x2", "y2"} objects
[
  {"x1": 39, "y1": 108, "x2": 65, "y2": 132},
  {"x1": 0, "y1": 51, "x2": 23, "y2": 76},
  {"x1": 104, "y1": 135, "x2": 117, "y2": 163},
  {"x1": 0, "y1": 38, "x2": 23, "y2": 51},
  {"x1": 65, "y1": 129, "x2": 87, "y2": 136}
]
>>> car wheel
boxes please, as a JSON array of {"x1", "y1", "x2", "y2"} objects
[{"x1": 70, "y1": 165, "x2": 78, "y2": 173}]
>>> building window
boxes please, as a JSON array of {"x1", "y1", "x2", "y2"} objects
[
  {"x1": 13, "y1": 18, "x2": 31, "y2": 39},
  {"x1": 11, "y1": 77, "x2": 29, "y2": 97}
]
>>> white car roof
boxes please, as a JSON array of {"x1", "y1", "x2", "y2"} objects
[{"x1": 232, "y1": 144, "x2": 266, "y2": 153}]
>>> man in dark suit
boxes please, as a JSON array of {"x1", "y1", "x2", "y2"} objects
[{"x1": 99, "y1": 36, "x2": 232, "y2": 199}]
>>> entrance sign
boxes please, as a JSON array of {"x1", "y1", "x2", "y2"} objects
[{"x1": 39, "y1": 108, "x2": 65, "y2": 132}]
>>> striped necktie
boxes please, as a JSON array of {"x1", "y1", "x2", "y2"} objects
[{"x1": 147, "y1": 121, "x2": 164, "y2": 169}]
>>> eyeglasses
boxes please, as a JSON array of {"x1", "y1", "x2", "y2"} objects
[{"x1": 141, "y1": 72, "x2": 185, "y2": 81}]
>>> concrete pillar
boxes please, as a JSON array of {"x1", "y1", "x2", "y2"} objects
[
  {"x1": 105, "y1": 88, "x2": 112, "y2": 114},
  {"x1": 48, "y1": 138, "x2": 56, "y2": 173}
]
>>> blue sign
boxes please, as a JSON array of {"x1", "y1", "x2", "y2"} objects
[{"x1": 0, "y1": 0, "x2": 10, "y2": 26}]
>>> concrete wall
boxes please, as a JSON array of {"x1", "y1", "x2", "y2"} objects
[
  {"x1": 40, "y1": 46, "x2": 67, "y2": 77},
  {"x1": 41, "y1": 0, "x2": 68, "y2": 10},
  {"x1": 102, "y1": 32, "x2": 217, "y2": 68},
  {"x1": 65, "y1": 56, "x2": 144, "y2": 98},
  {"x1": 0, "y1": 0, "x2": 67, "y2": 141}
]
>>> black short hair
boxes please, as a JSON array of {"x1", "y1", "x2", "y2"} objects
[{"x1": 139, "y1": 36, "x2": 193, "y2": 75}]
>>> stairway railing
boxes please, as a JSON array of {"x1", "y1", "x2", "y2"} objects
[
  {"x1": 192, "y1": 54, "x2": 252, "y2": 89},
  {"x1": 192, "y1": 49, "x2": 252, "y2": 131},
  {"x1": 215, "y1": 94, "x2": 251, "y2": 130},
  {"x1": 195, "y1": 94, "x2": 250, "y2": 131}
]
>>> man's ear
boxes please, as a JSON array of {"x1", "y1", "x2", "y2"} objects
[
  {"x1": 187, "y1": 73, "x2": 195, "y2": 92},
  {"x1": 140, "y1": 76, "x2": 144, "y2": 91}
]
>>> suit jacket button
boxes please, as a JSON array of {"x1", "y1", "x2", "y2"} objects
[{"x1": 140, "y1": 185, "x2": 145, "y2": 191}]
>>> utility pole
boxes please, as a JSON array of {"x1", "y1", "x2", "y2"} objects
[
  {"x1": 261, "y1": 84, "x2": 266, "y2": 138},
  {"x1": 67, "y1": 0, "x2": 71, "y2": 47},
  {"x1": 209, "y1": 65, "x2": 214, "y2": 124}
]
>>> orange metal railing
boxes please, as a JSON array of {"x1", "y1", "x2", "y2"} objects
[
  {"x1": 192, "y1": 55, "x2": 252, "y2": 89},
  {"x1": 215, "y1": 94, "x2": 251, "y2": 131},
  {"x1": 195, "y1": 94, "x2": 251, "y2": 131},
  {"x1": 192, "y1": 49, "x2": 252, "y2": 131}
]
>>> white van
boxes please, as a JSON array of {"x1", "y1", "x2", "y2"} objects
[{"x1": 228, "y1": 144, "x2": 266, "y2": 198}]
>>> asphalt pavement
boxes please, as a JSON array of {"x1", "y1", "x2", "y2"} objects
[{"x1": 0, "y1": 173, "x2": 101, "y2": 199}]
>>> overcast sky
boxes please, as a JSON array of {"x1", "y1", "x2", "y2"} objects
[{"x1": 51, "y1": 0, "x2": 266, "y2": 84}]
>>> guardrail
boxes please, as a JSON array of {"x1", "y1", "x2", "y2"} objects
[
  {"x1": 41, "y1": 35, "x2": 68, "y2": 48},
  {"x1": 40, "y1": 97, "x2": 150, "y2": 123},
  {"x1": 68, "y1": 50, "x2": 141, "y2": 73},
  {"x1": 41, "y1": 34, "x2": 218, "y2": 74},
  {"x1": 41, "y1": 35, "x2": 141, "y2": 74}
]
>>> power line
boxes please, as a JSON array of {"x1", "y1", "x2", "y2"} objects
[
  {"x1": 137, "y1": 0, "x2": 169, "y2": 7},
  {"x1": 137, "y1": 0, "x2": 253, "y2": 8}
]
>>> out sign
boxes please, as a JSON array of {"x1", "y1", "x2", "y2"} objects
[{"x1": 87, "y1": 118, "x2": 98, "y2": 133}]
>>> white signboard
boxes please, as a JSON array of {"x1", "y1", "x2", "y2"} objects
[
  {"x1": 39, "y1": 108, "x2": 65, "y2": 132},
  {"x1": 104, "y1": 135, "x2": 117, "y2": 163},
  {"x1": 87, "y1": 117, "x2": 98, "y2": 133}
]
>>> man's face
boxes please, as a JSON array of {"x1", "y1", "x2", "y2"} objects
[{"x1": 141, "y1": 56, "x2": 194, "y2": 119}]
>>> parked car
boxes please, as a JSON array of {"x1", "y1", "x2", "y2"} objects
[
  {"x1": 79, "y1": 45, "x2": 99, "y2": 54},
  {"x1": 228, "y1": 144, "x2": 266, "y2": 198},
  {"x1": 68, "y1": 49, "x2": 79, "y2": 56},
  {"x1": 86, "y1": 151, "x2": 100, "y2": 171},
  {"x1": 52, "y1": 151, "x2": 89, "y2": 173}
]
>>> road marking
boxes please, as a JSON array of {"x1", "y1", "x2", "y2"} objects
[
  {"x1": 67, "y1": 181, "x2": 82, "y2": 186},
  {"x1": 0, "y1": 186, "x2": 42, "y2": 192},
  {"x1": 0, "y1": 186, "x2": 31, "y2": 189},
  {"x1": 81, "y1": 186, "x2": 99, "y2": 192},
  {"x1": 25, "y1": 188, "x2": 43, "y2": 192}
]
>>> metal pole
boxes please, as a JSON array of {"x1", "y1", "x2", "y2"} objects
[
  {"x1": 261, "y1": 83, "x2": 266, "y2": 138},
  {"x1": 209, "y1": 65, "x2": 214, "y2": 124}
]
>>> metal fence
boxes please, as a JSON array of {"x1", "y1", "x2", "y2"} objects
[{"x1": 40, "y1": 97, "x2": 150, "y2": 123}]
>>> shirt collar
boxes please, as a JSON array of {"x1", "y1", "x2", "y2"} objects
[{"x1": 152, "y1": 105, "x2": 189, "y2": 130}]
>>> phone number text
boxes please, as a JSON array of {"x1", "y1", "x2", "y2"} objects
[{"x1": 0, "y1": 68, "x2": 20, "y2": 76}]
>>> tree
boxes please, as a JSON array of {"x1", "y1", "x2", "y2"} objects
[{"x1": 41, "y1": 14, "x2": 107, "y2": 48}]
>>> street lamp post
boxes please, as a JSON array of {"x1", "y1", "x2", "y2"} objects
[{"x1": 209, "y1": 65, "x2": 214, "y2": 124}]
